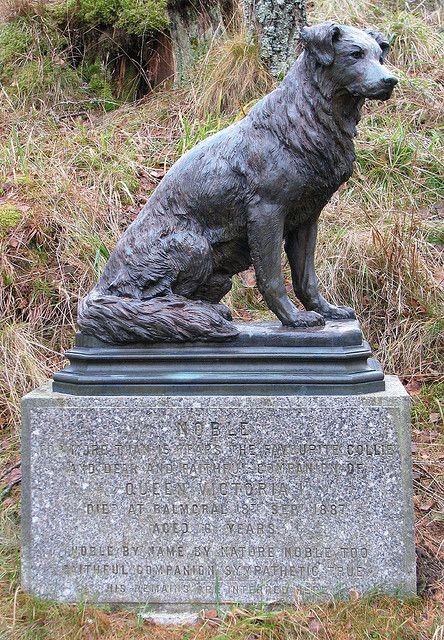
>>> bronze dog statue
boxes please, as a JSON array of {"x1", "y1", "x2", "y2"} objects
[{"x1": 78, "y1": 22, "x2": 398, "y2": 343}]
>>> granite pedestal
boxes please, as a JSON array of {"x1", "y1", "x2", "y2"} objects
[{"x1": 21, "y1": 376, "x2": 416, "y2": 604}]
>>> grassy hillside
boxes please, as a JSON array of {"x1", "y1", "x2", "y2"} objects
[{"x1": 0, "y1": 0, "x2": 443, "y2": 637}]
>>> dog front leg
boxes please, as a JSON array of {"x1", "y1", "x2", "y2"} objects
[
  {"x1": 285, "y1": 221, "x2": 356, "y2": 320},
  {"x1": 247, "y1": 207, "x2": 324, "y2": 328}
]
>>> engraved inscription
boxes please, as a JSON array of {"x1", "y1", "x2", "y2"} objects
[{"x1": 28, "y1": 404, "x2": 409, "y2": 603}]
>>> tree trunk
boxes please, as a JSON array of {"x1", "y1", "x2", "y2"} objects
[
  {"x1": 242, "y1": 0, "x2": 307, "y2": 77},
  {"x1": 166, "y1": 0, "x2": 307, "y2": 83},
  {"x1": 167, "y1": 0, "x2": 234, "y2": 82}
]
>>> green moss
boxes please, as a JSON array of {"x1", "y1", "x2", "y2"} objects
[
  {"x1": 0, "y1": 15, "x2": 69, "y2": 76},
  {"x1": 0, "y1": 19, "x2": 34, "y2": 78},
  {"x1": 76, "y1": 0, "x2": 169, "y2": 35},
  {"x1": 13, "y1": 57, "x2": 84, "y2": 107},
  {"x1": 1, "y1": 269, "x2": 14, "y2": 287},
  {"x1": 77, "y1": 0, "x2": 121, "y2": 25},
  {"x1": 0, "y1": 16, "x2": 87, "y2": 108},
  {"x1": 0, "y1": 2, "x2": 169, "y2": 110},
  {"x1": 43, "y1": 0, "x2": 77, "y2": 25},
  {"x1": 0, "y1": 206, "x2": 23, "y2": 236},
  {"x1": 0, "y1": 13, "x2": 123, "y2": 109},
  {"x1": 81, "y1": 60, "x2": 117, "y2": 111},
  {"x1": 116, "y1": 0, "x2": 169, "y2": 36}
]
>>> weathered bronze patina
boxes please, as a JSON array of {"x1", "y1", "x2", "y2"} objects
[{"x1": 78, "y1": 22, "x2": 397, "y2": 343}]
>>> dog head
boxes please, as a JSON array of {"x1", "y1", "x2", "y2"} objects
[{"x1": 300, "y1": 22, "x2": 398, "y2": 101}]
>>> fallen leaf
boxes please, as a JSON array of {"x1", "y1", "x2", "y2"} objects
[
  {"x1": 148, "y1": 169, "x2": 166, "y2": 179},
  {"x1": 239, "y1": 268, "x2": 256, "y2": 288},
  {"x1": 419, "y1": 498, "x2": 436, "y2": 511},
  {"x1": 308, "y1": 619, "x2": 323, "y2": 634},
  {"x1": 405, "y1": 379, "x2": 422, "y2": 395},
  {"x1": 202, "y1": 608, "x2": 219, "y2": 620},
  {"x1": 433, "y1": 200, "x2": 444, "y2": 217},
  {"x1": 15, "y1": 203, "x2": 31, "y2": 212},
  {"x1": 434, "y1": 269, "x2": 444, "y2": 288}
]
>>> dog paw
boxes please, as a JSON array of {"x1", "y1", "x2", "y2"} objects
[
  {"x1": 320, "y1": 305, "x2": 356, "y2": 320},
  {"x1": 283, "y1": 311, "x2": 325, "y2": 328}
]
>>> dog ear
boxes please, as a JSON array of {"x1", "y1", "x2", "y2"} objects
[
  {"x1": 363, "y1": 29, "x2": 390, "y2": 61},
  {"x1": 300, "y1": 22, "x2": 341, "y2": 66}
]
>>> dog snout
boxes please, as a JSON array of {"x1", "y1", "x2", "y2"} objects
[{"x1": 381, "y1": 75, "x2": 398, "y2": 88}]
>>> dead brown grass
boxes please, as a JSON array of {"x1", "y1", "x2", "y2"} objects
[
  {"x1": 192, "y1": 29, "x2": 273, "y2": 116},
  {"x1": 0, "y1": 0, "x2": 443, "y2": 637}
]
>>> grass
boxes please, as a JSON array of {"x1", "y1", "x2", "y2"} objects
[
  {"x1": 192, "y1": 29, "x2": 273, "y2": 116},
  {"x1": 0, "y1": 0, "x2": 443, "y2": 637}
]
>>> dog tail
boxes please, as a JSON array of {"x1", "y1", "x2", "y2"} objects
[{"x1": 77, "y1": 290, "x2": 239, "y2": 343}]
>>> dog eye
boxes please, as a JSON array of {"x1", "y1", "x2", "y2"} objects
[{"x1": 351, "y1": 50, "x2": 365, "y2": 59}]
